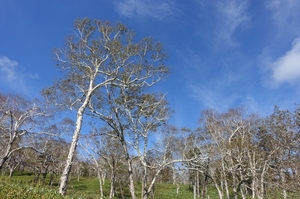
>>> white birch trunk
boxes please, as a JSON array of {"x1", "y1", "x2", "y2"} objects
[
  {"x1": 59, "y1": 103, "x2": 87, "y2": 195},
  {"x1": 142, "y1": 165, "x2": 147, "y2": 199},
  {"x1": 214, "y1": 181, "x2": 223, "y2": 199},
  {"x1": 109, "y1": 173, "x2": 115, "y2": 199},
  {"x1": 0, "y1": 142, "x2": 12, "y2": 169},
  {"x1": 221, "y1": 160, "x2": 230, "y2": 199},
  {"x1": 120, "y1": 140, "x2": 136, "y2": 199},
  {"x1": 97, "y1": 169, "x2": 104, "y2": 199},
  {"x1": 280, "y1": 168, "x2": 287, "y2": 199},
  {"x1": 193, "y1": 183, "x2": 196, "y2": 199},
  {"x1": 258, "y1": 163, "x2": 267, "y2": 199},
  {"x1": 128, "y1": 159, "x2": 136, "y2": 199},
  {"x1": 196, "y1": 170, "x2": 200, "y2": 197}
]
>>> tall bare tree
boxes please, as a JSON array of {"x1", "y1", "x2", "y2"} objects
[{"x1": 43, "y1": 18, "x2": 169, "y2": 196}]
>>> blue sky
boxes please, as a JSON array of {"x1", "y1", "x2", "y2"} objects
[{"x1": 0, "y1": 0, "x2": 300, "y2": 129}]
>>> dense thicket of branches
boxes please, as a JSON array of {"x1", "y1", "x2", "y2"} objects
[{"x1": 196, "y1": 107, "x2": 300, "y2": 199}]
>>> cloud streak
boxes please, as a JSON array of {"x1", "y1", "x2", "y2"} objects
[
  {"x1": 189, "y1": 84, "x2": 240, "y2": 111},
  {"x1": 196, "y1": 0, "x2": 250, "y2": 50},
  {"x1": 114, "y1": 0, "x2": 175, "y2": 20},
  {"x1": 0, "y1": 56, "x2": 38, "y2": 94},
  {"x1": 270, "y1": 38, "x2": 300, "y2": 85},
  {"x1": 0, "y1": 56, "x2": 18, "y2": 82},
  {"x1": 266, "y1": 0, "x2": 300, "y2": 28},
  {"x1": 215, "y1": 0, "x2": 250, "y2": 47}
]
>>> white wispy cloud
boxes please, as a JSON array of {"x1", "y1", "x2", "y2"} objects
[
  {"x1": 114, "y1": 0, "x2": 175, "y2": 20},
  {"x1": 215, "y1": 0, "x2": 250, "y2": 47},
  {"x1": 0, "y1": 56, "x2": 38, "y2": 93},
  {"x1": 189, "y1": 84, "x2": 240, "y2": 111},
  {"x1": 178, "y1": 48, "x2": 246, "y2": 112},
  {"x1": 0, "y1": 55, "x2": 18, "y2": 81},
  {"x1": 196, "y1": 0, "x2": 250, "y2": 50},
  {"x1": 269, "y1": 38, "x2": 300, "y2": 85},
  {"x1": 266, "y1": 0, "x2": 300, "y2": 29},
  {"x1": 265, "y1": 0, "x2": 300, "y2": 45}
]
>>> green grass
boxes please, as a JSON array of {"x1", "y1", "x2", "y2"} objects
[
  {"x1": 0, "y1": 174, "x2": 198, "y2": 199},
  {"x1": 0, "y1": 180, "x2": 65, "y2": 199},
  {"x1": 154, "y1": 183, "x2": 193, "y2": 199},
  {"x1": 0, "y1": 175, "x2": 235, "y2": 199},
  {"x1": 1, "y1": 173, "x2": 299, "y2": 199}
]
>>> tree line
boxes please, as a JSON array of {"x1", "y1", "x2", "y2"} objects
[{"x1": 0, "y1": 18, "x2": 299, "y2": 199}]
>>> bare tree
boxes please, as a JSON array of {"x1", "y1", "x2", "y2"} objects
[
  {"x1": 136, "y1": 126, "x2": 207, "y2": 199},
  {"x1": 80, "y1": 135, "x2": 106, "y2": 199},
  {"x1": 5, "y1": 150, "x2": 23, "y2": 178},
  {"x1": 198, "y1": 106, "x2": 300, "y2": 199},
  {"x1": 199, "y1": 108, "x2": 261, "y2": 199},
  {"x1": 80, "y1": 129, "x2": 127, "y2": 199},
  {"x1": 258, "y1": 106, "x2": 300, "y2": 198},
  {"x1": 43, "y1": 18, "x2": 169, "y2": 196},
  {"x1": 0, "y1": 92, "x2": 48, "y2": 170},
  {"x1": 88, "y1": 90, "x2": 171, "y2": 199},
  {"x1": 126, "y1": 94, "x2": 171, "y2": 199}
]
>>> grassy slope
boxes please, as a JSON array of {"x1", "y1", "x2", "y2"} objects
[
  {"x1": 0, "y1": 173, "x2": 298, "y2": 199},
  {"x1": 0, "y1": 173, "x2": 197, "y2": 199}
]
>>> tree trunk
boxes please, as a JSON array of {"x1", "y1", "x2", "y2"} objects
[
  {"x1": 193, "y1": 183, "x2": 196, "y2": 199},
  {"x1": 251, "y1": 177, "x2": 256, "y2": 199},
  {"x1": 221, "y1": 160, "x2": 230, "y2": 199},
  {"x1": 97, "y1": 169, "x2": 104, "y2": 199},
  {"x1": 127, "y1": 160, "x2": 136, "y2": 199},
  {"x1": 142, "y1": 168, "x2": 162, "y2": 199},
  {"x1": 120, "y1": 139, "x2": 136, "y2": 199},
  {"x1": 42, "y1": 172, "x2": 47, "y2": 185},
  {"x1": 118, "y1": 179, "x2": 125, "y2": 199},
  {"x1": 34, "y1": 172, "x2": 41, "y2": 186},
  {"x1": 109, "y1": 171, "x2": 115, "y2": 199},
  {"x1": 9, "y1": 168, "x2": 13, "y2": 179},
  {"x1": 258, "y1": 163, "x2": 267, "y2": 199},
  {"x1": 59, "y1": 104, "x2": 86, "y2": 195},
  {"x1": 150, "y1": 184, "x2": 155, "y2": 199},
  {"x1": 240, "y1": 185, "x2": 246, "y2": 199},
  {"x1": 142, "y1": 165, "x2": 147, "y2": 199},
  {"x1": 0, "y1": 142, "x2": 12, "y2": 170},
  {"x1": 212, "y1": 177, "x2": 223, "y2": 199},
  {"x1": 49, "y1": 172, "x2": 56, "y2": 186},
  {"x1": 173, "y1": 167, "x2": 176, "y2": 185},
  {"x1": 196, "y1": 170, "x2": 200, "y2": 197},
  {"x1": 202, "y1": 159, "x2": 209, "y2": 199},
  {"x1": 0, "y1": 157, "x2": 8, "y2": 170},
  {"x1": 233, "y1": 175, "x2": 239, "y2": 199},
  {"x1": 280, "y1": 168, "x2": 287, "y2": 199}
]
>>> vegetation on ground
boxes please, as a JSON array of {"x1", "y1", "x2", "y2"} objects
[
  {"x1": 0, "y1": 174, "x2": 194, "y2": 199},
  {"x1": 1, "y1": 173, "x2": 299, "y2": 199}
]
